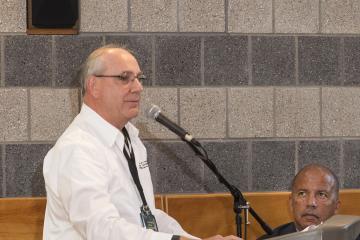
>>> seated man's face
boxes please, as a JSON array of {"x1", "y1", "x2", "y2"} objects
[{"x1": 289, "y1": 168, "x2": 340, "y2": 231}]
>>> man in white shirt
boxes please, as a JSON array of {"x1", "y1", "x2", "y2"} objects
[{"x1": 43, "y1": 45, "x2": 240, "y2": 240}]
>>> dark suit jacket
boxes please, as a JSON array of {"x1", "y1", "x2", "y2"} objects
[
  {"x1": 257, "y1": 222, "x2": 296, "y2": 239},
  {"x1": 257, "y1": 222, "x2": 360, "y2": 240}
]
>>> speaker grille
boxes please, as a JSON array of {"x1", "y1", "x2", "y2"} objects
[{"x1": 31, "y1": 0, "x2": 78, "y2": 28}]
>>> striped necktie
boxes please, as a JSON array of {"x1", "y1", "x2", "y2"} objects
[{"x1": 122, "y1": 127, "x2": 133, "y2": 158}]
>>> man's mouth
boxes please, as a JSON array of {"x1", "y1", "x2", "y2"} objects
[
  {"x1": 126, "y1": 99, "x2": 140, "y2": 104},
  {"x1": 302, "y1": 213, "x2": 320, "y2": 223}
]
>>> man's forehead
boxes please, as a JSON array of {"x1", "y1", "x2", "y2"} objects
[
  {"x1": 294, "y1": 169, "x2": 335, "y2": 190},
  {"x1": 101, "y1": 49, "x2": 139, "y2": 69},
  {"x1": 103, "y1": 49, "x2": 133, "y2": 60}
]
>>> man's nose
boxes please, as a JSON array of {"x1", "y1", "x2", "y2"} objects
[
  {"x1": 131, "y1": 78, "x2": 143, "y2": 92},
  {"x1": 306, "y1": 194, "x2": 318, "y2": 208}
]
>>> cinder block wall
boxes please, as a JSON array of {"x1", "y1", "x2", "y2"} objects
[{"x1": 0, "y1": 0, "x2": 360, "y2": 197}]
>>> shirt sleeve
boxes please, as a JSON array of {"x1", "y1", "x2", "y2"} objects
[{"x1": 56, "y1": 143, "x2": 175, "y2": 240}]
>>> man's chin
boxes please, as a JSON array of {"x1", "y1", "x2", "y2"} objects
[
  {"x1": 299, "y1": 216, "x2": 321, "y2": 229},
  {"x1": 127, "y1": 109, "x2": 140, "y2": 120}
]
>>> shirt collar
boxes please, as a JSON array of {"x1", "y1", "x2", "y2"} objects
[{"x1": 79, "y1": 104, "x2": 139, "y2": 148}]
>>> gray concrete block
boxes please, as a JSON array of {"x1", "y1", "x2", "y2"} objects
[
  {"x1": 0, "y1": 39, "x2": 1, "y2": 84},
  {"x1": 131, "y1": 0, "x2": 177, "y2": 32},
  {"x1": 252, "y1": 141, "x2": 295, "y2": 191},
  {"x1": 155, "y1": 36, "x2": 201, "y2": 86},
  {"x1": 203, "y1": 141, "x2": 249, "y2": 192},
  {"x1": 0, "y1": 88, "x2": 28, "y2": 141},
  {"x1": 275, "y1": 88, "x2": 320, "y2": 137},
  {"x1": 0, "y1": 145, "x2": 3, "y2": 196},
  {"x1": 105, "y1": 35, "x2": 153, "y2": 86},
  {"x1": 30, "y1": 89, "x2": 79, "y2": 141},
  {"x1": 0, "y1": 1, "x2": 26, "y2": 32},
  {"x1": 80, "y1": 0, "x2": 128, "y2": 32},
  {"x1": 274, "y1": 0, "x2": 319, "y2": 33},
  {"x1": 55, "y1": 36, "x2": 103, "y2": 87},
  {"x1": 343, "y1": 140, "x2": 360, "y2": 188},
  {"x1": 5, "y1": 144, "x2": 52, "y2": 197},
  {"x1": 228, "y1": 0, "x2": 272, "y2": 33},
  {"x1": 145, "y1": 141, "x2": 204, "y2": 193},
  {"x1": 298, "y1": 141, "x2": 340, "y2": 175},
  {"x1": 321, "y1": 0, "x2": 360, "y2": 34},
  {"x1": 204, "y1": 36, "x2": 248, "y2": 86},
  {"x1": 322, "y1": 88, "x2": 360, "y2": 136},
  {"x1": 344, "y1": 37, "x2": 360, "y2": 85},
  {"x1": 5, "y1": 36, "x2": 52, "y2": 86},
  {"x1": 179, "y1": 0, "x2": 225, "y2": 32},
  {"x1": 298, "y1": 37, "x2": 341, "y2": 85},
  {"x1": 131, "y1": 87, "x2": 178, "y2": 139},
  {"x1": 180, "y1": 88, "x2": 226, "y2": 138},
  {"x1": 228, "y1": 87, "x2": 273, "y2": 138},
  {"x1": 252, "y1": 36, "x2": 295, "y2": 85}
]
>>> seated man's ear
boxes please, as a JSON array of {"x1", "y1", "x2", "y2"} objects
[
  {"x1": 335, "y1": 200, "x2": 341, "y2": 214},
  {"x1": 288, "y1": 193, "x2": 294, "y2": 215}
]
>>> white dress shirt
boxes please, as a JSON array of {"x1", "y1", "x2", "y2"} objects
[{"x1": 43, "y1": 104, "x2": 198, "y2": 240}]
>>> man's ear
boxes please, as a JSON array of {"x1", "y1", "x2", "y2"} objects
[
  {"x1": 334, "y1": 200, "x2": 341, "y2": 214},
  {"x1": 86, "y1": 76, "x2": 100, "y2": 98},
  {"x1": 288, "y1": 193, "x2": 295, "y2": 217}
]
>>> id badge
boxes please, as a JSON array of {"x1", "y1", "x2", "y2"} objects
[{"x1": 140, "y1": 205, "x2": 158, "y2": 232}]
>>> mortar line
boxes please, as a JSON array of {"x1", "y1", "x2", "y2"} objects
[
  {"x1": 225, "y1": 88, "x2": 229, "y2": 138},
  {"x1": 295, "y1": 36, "x2": 299, "y2": 85},
  {"x1": 1, "y1": 36, "x2": 5, "y2": 87},
  {"x1": 224, "y1": 0, "x2": 228, "y2": 33},
  {"x1": 128, "y1": 0, "x2": 132, "y2": 32},
  {"x1": 200, "y1": 37, "x2": 205, "y2": 86},
  {"x1": 339, "y1": 140, "x2": 345, "y2": 188},
  {"x1": 177, "y1": 0, "x2": 180, "y2": 32},
  {"x1": 248, "y1": 141, "x2": 253, "y2": 191},
  {"x1": 295, "y1": 141, "x2": 299, "y2": 175},
  {"x1": 272, "y1": 0, "x2": 275, "y2": 33},
  {"x1": 51, "y1": 35, "x2": 56, "y2": 87},
  {"x1": 152, "y1": 36, "x2": 156, "y2": 86},
  {"x1": 248, "y1": 36, "x2": 252, "y2": 85},
  {"x1": 27, "y1": 88, "x2": 32, "y2": 142},
  {"x1": 318, "y1": 0, "x2": 322, "y2": 33},
  {"x1": 2, "y1": 145, "x2": 6, "y2": 197}
]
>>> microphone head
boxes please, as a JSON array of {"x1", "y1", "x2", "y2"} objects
[{"x1": 146, "y1": 104, "x2": 161, "y2": 119}]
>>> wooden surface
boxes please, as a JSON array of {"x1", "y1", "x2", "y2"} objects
[
  {"x1": 26, "y1": 28, "x2": 78, "y2": 35},
  {"x1": 0, "y1": 197, "x2": 46, "y2": 240},
  {"x1": 165, "y1": 192, "x2": 293, "y2": 239},
  {"x1": 0, "y1": 190, "x2": 359, "y2": 240}
]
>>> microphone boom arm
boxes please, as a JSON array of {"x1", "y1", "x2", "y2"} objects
[
  {"x1": 146, "y1": 104, "x2": 273, "y2": 237},
  {"x1": 185, "y1": 140, "x2": 273, "y2": 239}
]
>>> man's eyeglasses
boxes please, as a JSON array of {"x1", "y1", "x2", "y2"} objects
[{"x1": 94, "y1": 71, "x2": 146, "y2": 84}]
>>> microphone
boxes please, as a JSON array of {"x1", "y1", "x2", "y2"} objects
[{"x1": 146, "y1": 105, "x2": 195, "y2": 143}]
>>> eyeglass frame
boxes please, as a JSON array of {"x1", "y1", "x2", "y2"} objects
[{"x1": 94, "y1": 71, "x2": 146, "y2": 84}]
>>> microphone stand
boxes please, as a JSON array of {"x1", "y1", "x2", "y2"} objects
[{"x1": 185, "y1": 139, "x2": 273, "y2": 239}]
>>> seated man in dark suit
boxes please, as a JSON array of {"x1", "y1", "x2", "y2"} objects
[{"x1": 258, "y1": 163, "x2": 360, "y2": 240}]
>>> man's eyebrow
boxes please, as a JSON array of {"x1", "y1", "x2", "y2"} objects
[
  {"x1": 316, "y1": 189, "x2": 330, "y2": 193},
  {"x1": 121, "y1": 70, "x2": 143, "y2": 74},
  {"x1": 295, "y1": 188, "x2": 308, "y2": 192},
  {"x1": 295, "y1": 188, "x2": 330, "y2": 193}
]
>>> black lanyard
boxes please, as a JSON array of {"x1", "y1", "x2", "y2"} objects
[
  {"x1": 122, "y1": 127, "x2": 148, "y2": 206},
  {"x1": 121, "y1": 127, "x2": 158, "y2": 231}
]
